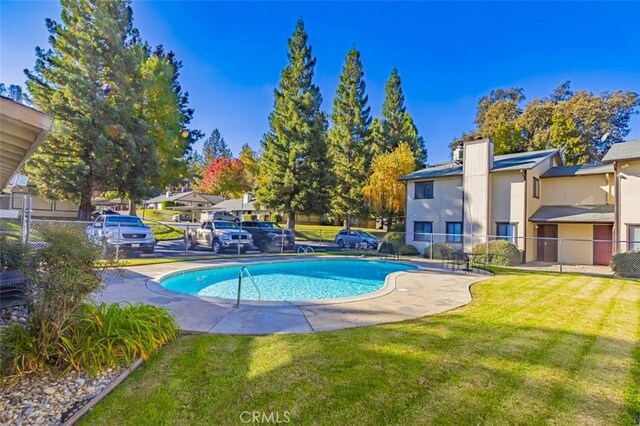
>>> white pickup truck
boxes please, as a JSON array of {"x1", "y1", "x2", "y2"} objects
[
  {"x1": 187, "y1": 220, "x2": 253, "y2": 254},
  {"x1": 87, "y1": 214, "x2": 156, "y2": 254}
]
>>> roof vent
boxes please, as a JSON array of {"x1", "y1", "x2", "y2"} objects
[{"x1": 453, "y1": 145, "x2": 464, "y2": 163}]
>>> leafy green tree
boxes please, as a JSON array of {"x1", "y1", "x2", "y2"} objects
[
  {"x1": 454, "y1": 82, "x2": 639, "y2": 163},
  {"x1": 203, "y1": 129, "x2": 232, "y2": 163},
  {"x1": 0, "y1": 83, "x2": 31, "y2": 105},
  {"x1": 373, "y1": 68, "x2": 426, "y2": 167},
  {"x1": 26, "y1": 0, "x2": 143, "y2": 220},
  {"x1": 328, "y1": 48, "x2": 371, "y2": 228},
  {"x1": 141, "y1": 46, "x2": 200, "y2": 194},
  {"x1": 239, "y1": 143, "x2": 260, "y2": 190},
  {"x1": 257, "y1": 19, "x2": 331, "y2": 229},
  {"x1": 363, "y1": 142, "x2": 415, "y2": 231}
]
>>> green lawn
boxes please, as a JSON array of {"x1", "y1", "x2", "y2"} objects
[
  {"x1": 82, "y1": 270, "x2": 640, "y2": 425},
  {"x1": 288, "y1": 224, "x2": 384, "y2": 242}
]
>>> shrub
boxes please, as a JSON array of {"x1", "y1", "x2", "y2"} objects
[
  {"x1": 472, "y1": 240, "x2": 522, "y2": 266},
  {"x1": 60, "y1": 303, "x2": 178, "y2": 375},
  {"x1": 0, "y1": 235, "x2": 30, "y2": 272},
  {"x1": 378, "y1": 242, "x2": 396, "y2": 255},
  {"x1": 25, "y1": 229, "x2": 107, "y2": 367},
  {"x1": 382, "y1": 232, "x2": 405, "y2": 250},
  {"x1": 398, "y1": 244, "x2": 419, "y2": 256},
  {"x1": 390, "y1": 222, "x2": 406, "y2": 232},
  {"x1": 423, "y1": 243, "x2": 455, "y2": 259},
  {"x1": 611, "y1": 252, "x2": 640, "y2": 279},
  {"x1": 0, "y1": 324, "x2": 39, "y2": 378},
  {"x1": 273, "y1": 213, "x2": 283, "y2": 224}
]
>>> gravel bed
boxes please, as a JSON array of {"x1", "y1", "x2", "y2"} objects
[{"x1": 0, "y1": 307, "x2": 125, "y2": 425}]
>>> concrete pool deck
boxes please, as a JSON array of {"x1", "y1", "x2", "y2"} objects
[{"x1": 96, "y1": 256, "x2": 491, "y2": 334}]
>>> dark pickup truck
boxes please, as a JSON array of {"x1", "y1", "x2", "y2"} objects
[{"x1": 240, "y1": 221, "x2": 295, "y2": 253}]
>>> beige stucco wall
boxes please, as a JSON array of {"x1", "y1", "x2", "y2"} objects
[
  {"x1": 542, "y1": 174, "x2": 613, "y2": 206},
  {"x1": 619, "y1": 161, "x2": 640, "y2": 247},
  {"x1": 10, "y1": 194, "x2": 79, "y2": 219},
  {"x1": 463, "y1": 139, "x2": 492, "y2": 236},
  {"x1": 405, "y1": 176, "x2": 463, "y2": 253},
  {"x1": 556, "y1": 224, "x2": 596, "y2": 265},
  {"x1": 525, "y1": 156, "x2": 558, "y2": 262},
  {"x1": 490, "y1": 171, "x2": 525, "y2": 251}
]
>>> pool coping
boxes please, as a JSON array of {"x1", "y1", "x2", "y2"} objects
[{"x1": 145, "y1": 257, "x2": 422, "y2": 307}]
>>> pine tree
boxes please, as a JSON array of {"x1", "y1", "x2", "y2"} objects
[
  {"x1": 328, "y1": 48, "x2": 371, "y2": 229},
  {"x1": 257, "y1": 19, "x2": 330, "y2": 229},
  {"x1": 372, "y1": 68, "x2": 426, "y2": 168},
  {"x1": 203, "y1": 129, "x2": 232, "y2": 163},
  {"x1": 26, "y1": 0, "x2": 144, "y2": 220},
  {"x1": 239, "y1": 143, "x2": 260, "y2": 190}
]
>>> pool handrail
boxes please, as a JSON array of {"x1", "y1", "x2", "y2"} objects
[
  {"x1": 296, "y1": 246, "x2": 315, "y2": 254},
  {"x1": 237, "y1": 266, "x2": 261, "y2": 308}
]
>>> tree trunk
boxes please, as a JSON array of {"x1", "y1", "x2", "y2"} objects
[
  {"x1": 343, "y1": 214, "x2": 351, "y2": 232},
  {"x1": 386, "y1": 214, "x2": 393, "y2": 232},
  {"x1": 78, "y1": 192, "x2": 92, "y2": 221},
  {"x1": 129, "y1": 199, "x2": 137, "y2": 216},
  {"x1": 286, "y1": 211, "x2": 296, "y2": 229}
]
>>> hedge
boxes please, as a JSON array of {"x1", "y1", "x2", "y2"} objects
[
  {"x1": 611, "y1": 252, "x2": 640, "y2": 279},
  {"x1": 382, "y1": 232, "x2": 405, "y2": 250},
  {"x1": 398, "y1": 244, "x2": 420, "y2": 256},
  {"x1": 423, "y1": 243, "x2": 456, "y2": 259},
  {"x1": 471, "y1": 240, "x2": 522, "y2": 266}
]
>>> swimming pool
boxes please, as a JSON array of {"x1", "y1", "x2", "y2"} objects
[{"x1": 159, "y1": 259, "x2": 418, "y2": 302}]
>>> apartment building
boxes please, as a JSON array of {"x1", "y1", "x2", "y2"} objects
[{"x1": 400, "y1": 138, "x2": 640, "y2": 266}]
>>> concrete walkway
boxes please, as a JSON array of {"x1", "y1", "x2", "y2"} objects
[{"x1": 97, "y1": 257, "x2": 490, "y2": 335}]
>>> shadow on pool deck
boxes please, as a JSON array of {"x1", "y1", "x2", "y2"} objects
[{"x1": 96, "y1": 257, "x2": 490, "y2": 335}]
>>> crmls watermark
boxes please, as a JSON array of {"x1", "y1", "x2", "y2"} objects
[{"x1": 239, "y1": 411, "x2": 291, "y2": 424}]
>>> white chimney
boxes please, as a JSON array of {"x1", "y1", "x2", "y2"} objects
[
  {"x1": 453, "y1": 145, "x2": 464, "y2": 163},
  {"x1": 243, "y1": 192, "x2": 252, "y2": 204},
  {"x1": 166, "y1": 190, "x2": 172, "y2": 198}
]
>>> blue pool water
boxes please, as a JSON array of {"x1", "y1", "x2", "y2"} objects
[{"x1": 160, "y1": 260, "x2": 417, "y2": 301}]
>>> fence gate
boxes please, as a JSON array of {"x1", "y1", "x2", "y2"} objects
[{"x1": 0, "y1": 194, "x2": 31, "y2": 243}]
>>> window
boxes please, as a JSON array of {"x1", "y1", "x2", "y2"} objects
[
  {"x1": 446, "y1": 222, "x2": 463, "y2": 243},
  {"x1": 496, "y1": 223, "x2": 516, "y2": 244},
  {"x1": 533, "y1": 177, "x2": 540, "y2": 199},
  {"x1": 630, "y1": 225, "x2": 640, "y2": 251},
  {"x1": 413, "y1": 222, "x2": 433, "y2": 241},
  {"x1": 415, "y1": 181, "x2": 434, "y2": 199}
]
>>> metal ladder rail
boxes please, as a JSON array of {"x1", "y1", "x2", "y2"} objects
[
  {"x1": 236, "y1": 266, "x2": 261, "y2": 308},
  {"x1": 297, "y1": 246, "x2": 315, "y2": 254}
]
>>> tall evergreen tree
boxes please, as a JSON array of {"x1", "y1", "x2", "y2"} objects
[
  {"x1": 328, "y1": 48, "x2": 371, "y2": 229},
  {"x1": 372, "y1": 68, "x2": 426, "y2": 167},
  {"x1": 203, "y1": 129, "x2": 232, "y2": 163},
  {"x1": 26, "y1": 0, "x2": 144, "y2": 219},
  {"x1": 239, "y1": 143, "x2": 260, "y2": 190},
  {"x1": 257, "y1": 19, "x2": 330, "y2": 229}
]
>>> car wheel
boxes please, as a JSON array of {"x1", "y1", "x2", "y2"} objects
[
  {"x1": 337, "y1": 239, "x2": 345, "y2": 248},
  {"x1": 188, "y1": 236, "x2": 196, "y2": 250},
  {"x1": 259, "y1": 240, "x2": 269, "y2": 253},
  {"x1": 211, "y1": 239, "x2": 222, "y2": 254}
]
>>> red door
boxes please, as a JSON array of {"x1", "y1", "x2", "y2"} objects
[
  {"x1": 593, "y1": 225, "x2": 613, "y2": 266},
  {"x1": 536, "y1": 225, "x2": 558, "y2": 262}
]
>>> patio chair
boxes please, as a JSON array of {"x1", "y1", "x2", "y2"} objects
[
  {"x1": 440, "y1": 247, "x2": 453, "y2": 268},
  {"x1": 0, "y1": 270, "x2": 29, "y2": 308}
]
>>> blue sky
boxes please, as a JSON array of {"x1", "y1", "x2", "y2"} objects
[{"x1": 1, "y1": 1, "x2": 639, "y2": 163}]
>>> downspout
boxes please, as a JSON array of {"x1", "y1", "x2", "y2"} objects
[
  {"x1": 403, "y1": 180, "x2": 408, "y2": 245},
  {"x1": 521, "y1": 169, "x2": 527, "y2": 262},
  {"x1": 613, "y1": 162, "x2": 620, "y2": 253}
]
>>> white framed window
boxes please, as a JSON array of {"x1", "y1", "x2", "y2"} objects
[
  {"x1": 629, "y1": 225, "x2": 640, "y2": 251},
  {"x1": 496, "y1": 223, "x2": 516, "y2": 244},
  {"x1": 414, "y1": 221, "x2": 433, "y2": 241}
]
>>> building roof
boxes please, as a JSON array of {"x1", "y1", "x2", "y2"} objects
[
  {"x1": 529, "y1": 205, "x2": 614, "y2": 223},
  {"x1": 399, "y1": 149, "x2": 559, "y2": 181},
  {"x1": 144, "y1": 191, "x2": 223, "y2": 205},
  {"x1": 1, "y1": 96, "x2": 53, "y2": 189},
  {"x1": 601, "y1": 139, "x2": 640, "y2": 163},
  {"x1": 211, "y1": 198, "x2": 266, "y2": 212},
  {"x1": 540, "y1": 163, "x2": 614, "y2": 178}
]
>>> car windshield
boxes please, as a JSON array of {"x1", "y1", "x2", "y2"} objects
[
  {"x1": 258, "y1": 222, "x2": 280, "y2": 229},
  {"x1": 213, "y1": 221, "x2": 238, "y2": 229},
  {"x1": 104, "y1": 216, "x2": 144, "y2": 227}
]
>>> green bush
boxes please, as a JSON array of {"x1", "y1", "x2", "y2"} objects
[
  {"x1": 398, "y1": 244, "x2": 420, "y2": 256},
  {"x1": 472, "y1": 240, "x2": 522, "y2": 266},
  {"x1": 390, "y1": 223, "x2": 406, "y2": 232},
  {"x1": 611, "y1": 252, "x2": 640, "y2": 279},
  {"x1": 423, "y1": 243, "x2": 455, "y2": 259},
  {"x1": 382, "y1": 232, "x2": 405, "y2": 250},
  {"x1": 0, "y1": 235, "x2": 30, "y2": 272},
  {"x1": 378, "y1": 242, "x2": 396, "y2": 255},
  {"x1": 61, "y1": 303, "x2": 178, "y2": 375},
  {"x1": 161, "y1": 200, "x2": 176, "y2": 209}
]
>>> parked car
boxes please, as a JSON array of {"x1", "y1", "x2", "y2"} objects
[
  {"x1": 187, "y1": 220, "x2": 253, "y2": 254},
  {"x1": 333, "y1": 229, "x2": 380, "y2": 249},
  {"x1": 172, "y1": 213, "x2": 195, "y2": 222},
  {"x1": 207, "y1": 211, "x2": 239, "y2": 222},
  {"x1": 87, "y1": 215, "x2": 156, "y2": 254},
  {"x1": 240, "y1": 221, "x2": 295, "y2": 252}
]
